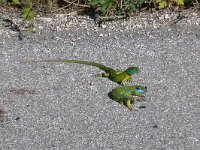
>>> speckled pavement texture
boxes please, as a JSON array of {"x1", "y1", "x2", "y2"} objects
[{"x1": 0, "y1": 12, "x2": 200, "y2": 150}]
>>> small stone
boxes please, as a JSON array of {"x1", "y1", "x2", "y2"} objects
[
  {"x1": 99, "y1": 33, "x2": 103, "y2": 37},
  {"x1": 101, "y1": 24, "x2": 107, "y2": 28},
  {"x1": 38, "y1": 17, "x2": 52, "y2": 22}
]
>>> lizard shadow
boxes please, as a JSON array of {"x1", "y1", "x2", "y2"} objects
[
  {"x1": 107, "y1": 91, "x2": 121, "y2": 104},
  {"x1": 107, "y1": 91, "x2": 113, "y2": 100}
]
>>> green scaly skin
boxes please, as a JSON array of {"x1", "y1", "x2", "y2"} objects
[
  {"x1": 110, "y1": 85, "x2": 147, "y2": 110},
  {"x1": 32, "y1": 59, "x2": 140, "y2": 85}
]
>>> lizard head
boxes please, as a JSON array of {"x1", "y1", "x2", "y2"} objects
[
  {"x1": 126, "y1": 67, "x2": 140, "y2": 75},
  {"x1": 134, "y1": 86, "x2": 147, "y2": 95}
]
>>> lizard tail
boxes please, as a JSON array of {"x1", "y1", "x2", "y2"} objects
[{"x1": 41, "y1": 59, "x2": 115, "y2": 73}]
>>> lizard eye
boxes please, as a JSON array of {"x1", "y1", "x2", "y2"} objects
[{"x1": 126, "y1": 67, "x2": 140, "y2": 75}]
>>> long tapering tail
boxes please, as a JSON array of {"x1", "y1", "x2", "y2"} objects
[{"x1": 37, "y1": 59, "x2": 115, "y2": 73}]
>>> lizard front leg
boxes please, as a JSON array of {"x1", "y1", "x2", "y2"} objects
[
  {"x1": 121, "y1": 76, "x2": 132, "y2": 86},
  {"x1": 120, "y1": 100, "x2": 132, "y2": 111},
  {"x1": 126, "y1": 99, "x2": 133, "y2": 110}
]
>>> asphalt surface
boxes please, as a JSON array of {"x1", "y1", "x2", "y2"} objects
[{"x1": 0, "y1": 13, "x2": 200, "y2": 150}]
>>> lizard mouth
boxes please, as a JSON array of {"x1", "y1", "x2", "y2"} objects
[{"x1": 131, "y1": 94, "x2": 145, "y2": 98}]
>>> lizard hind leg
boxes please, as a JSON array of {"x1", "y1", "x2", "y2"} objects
[{"x1": 94, "y1": 73, "x2": 110, "y2": 77}]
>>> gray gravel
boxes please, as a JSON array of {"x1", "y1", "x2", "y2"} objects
[{"x1": 0, "y1": 10, "x2": 200, "y2": 150}]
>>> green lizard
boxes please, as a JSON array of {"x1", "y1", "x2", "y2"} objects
[
  {"x1": 109, "y1": 85, "x2": 147, "y2": 110},
  {"x1": 32, "y1": 59, "x2": 140, "y2": 85}
]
